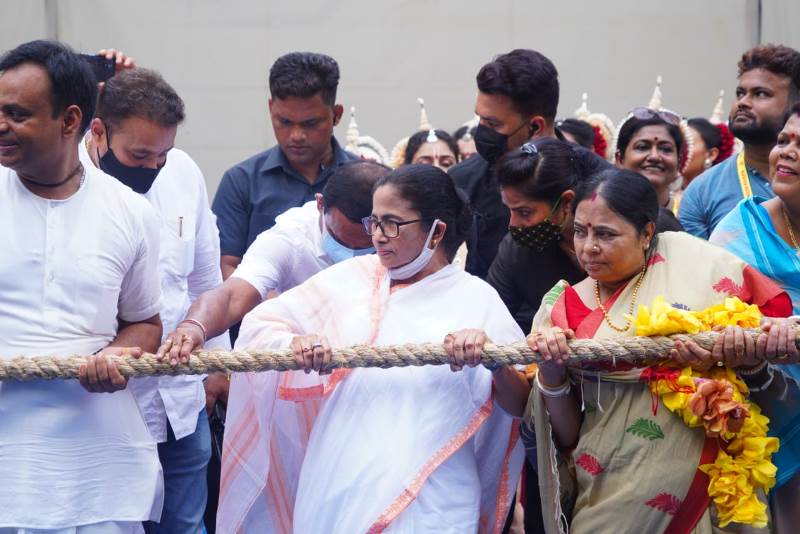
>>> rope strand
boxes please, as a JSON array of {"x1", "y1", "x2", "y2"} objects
[{"x1": 0, "y1": 329, "x2": 792, "y2": 382}]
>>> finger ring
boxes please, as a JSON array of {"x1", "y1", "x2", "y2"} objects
[
  {"x1": 716, "y1": 361, "x2": 725, "y2": 367},
  {"x1": 311, "y1": 343, "x2": 323, "y2": 349}
]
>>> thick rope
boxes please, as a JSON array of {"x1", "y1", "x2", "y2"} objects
[{"x1": 1, "y1": 329, "x2": 791, "y2": 382}]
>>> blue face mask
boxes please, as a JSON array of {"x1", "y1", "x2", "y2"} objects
[{"x1": 321, "y1": 221, "x2": 374, "y2": 263}]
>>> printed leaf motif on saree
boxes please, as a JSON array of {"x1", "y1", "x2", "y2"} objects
[
  {"x1": 647, "y1": 252, "x2": 666, "y2": 266},
  {"x1": 644, "y1": 492, "x2": 682, "y2": 515},
  {"x1": 712, "y1": 277, "x2": 744, "y2": 299},
  {"x1": 542, "y1": 280, "x2": 568, "y2": 308},
  {"x1": 625, "y1": 418, "x2": 665, "y2": 441},
  {"x1": 575, "y1": 453, "x2": 604, "y2": 476}
]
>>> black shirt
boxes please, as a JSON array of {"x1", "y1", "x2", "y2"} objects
[
  {"x1": 449, "y1": 146, "x2": 611, "y2": 279},
  {"x1": 212, "y1": 137, "x2": 356, "y2": 257},
  {"x1": 487, "y1": 235, "x2": 585, "y2": 331},
  {"x1": 487, "y1": 214, "x2": 683, "y2": 332},
  {"x1": 448, "y1": 155, "x2": 507, "y2": 279}
]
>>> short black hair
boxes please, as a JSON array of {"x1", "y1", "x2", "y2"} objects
[
  {"x1": 496, "y1": 138, "x2": 589, "y2": 203},
  {"x1": 687, "y1": 117, "x2": 722, "y2": 151},
  {"x1": 573, "y1": 168, "x2": 659, "y2": 238},
  {"x1": 616, "y1": 115, "x2": 685, "y2": 161},
  {"x1": 269, "y1": 52, "x2": 340, "y2": 106},
  {"x1": 739, "y1": 44, "x2": 800, "y2": 102},
  {"x1": 476, "y1": 49, "x2": 559, "y2": 122},
  {"x1": 404, "y1": 129, "x2": 459, "y2": 165},
  {"x1": 374, "y1": 164, "x2": 472, "y2": 262},
  {"x1": 96, "y1": 68, "x2": 185, "y2": 130},
  {"x1": 556, "y1": 118, "x2": 595, "y2": 149},
  {"x1": 0, "y1": 39, "x2": 97, "y2": 133},
  {"x1": 323, "y1": 160, "x2": 391, "y2": 222}
]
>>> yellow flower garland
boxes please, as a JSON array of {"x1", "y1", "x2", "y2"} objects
[{"x1": 632, "y1": 296, "x2": 778, "y2": 528}]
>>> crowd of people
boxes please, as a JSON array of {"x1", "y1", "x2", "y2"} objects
[{"x1": 1, "y1": 35, "x2": 800, "y2": 534}]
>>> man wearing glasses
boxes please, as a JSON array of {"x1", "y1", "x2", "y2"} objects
[{"x1": 159, "y1": 160, "x2": 389, "y2": 409}]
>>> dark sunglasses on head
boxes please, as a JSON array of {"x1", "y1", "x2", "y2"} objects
[{"x1": 630, "y1": 106, "x2": 682, "y2": 126}]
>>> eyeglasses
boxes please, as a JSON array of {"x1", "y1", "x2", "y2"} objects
[
  {"x1": 630, "y1": 106, "x2": 682, "y2": 126},
  {"x1": 361, "y1": 216, "x2": 429, "y2": 238}
]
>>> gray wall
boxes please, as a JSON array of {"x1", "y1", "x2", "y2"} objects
[{"x1": 1, "y1": 0, "x2": 796, "y2": 197}]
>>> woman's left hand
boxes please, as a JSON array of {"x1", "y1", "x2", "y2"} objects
[{"x1": 443, "y1": 329, "x2": 490, "y2": 372}]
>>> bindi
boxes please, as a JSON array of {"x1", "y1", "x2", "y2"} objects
[
  {"x1": 586, "y1": 222, "x2": 592, "y2": 228},
  {"x1": 590, "y1": 191, "x2": 598, "y2": 202}
]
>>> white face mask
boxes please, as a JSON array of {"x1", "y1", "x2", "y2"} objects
[{"x1": 387, "y1": 219, "x2": 441, "y2": 280}]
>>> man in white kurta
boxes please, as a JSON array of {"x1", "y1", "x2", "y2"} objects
[
  {"x1": 218, "y1": 255, "x2": 525, "y2": 533},
  {"x1": 159, "y1": 160, "x2": 387, "y2": 408},
  {"x1": 0, "y1": 41, "x2": 163, "y2": 532},
  {"x1": 82, "y1": 67, "x2": 230, "y2": 533}
]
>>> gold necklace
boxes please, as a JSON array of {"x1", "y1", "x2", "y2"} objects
[
  {"x1": 594, "y1": 265, "x2": 647, "y2": 333},
  {"x1": 782, "y1": 206, "x2": 799, "y2": 249}
]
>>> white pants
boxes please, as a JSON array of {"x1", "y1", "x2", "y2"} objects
[{"x1": 0, "y1": 522, "x2": 143, "y2": 534}]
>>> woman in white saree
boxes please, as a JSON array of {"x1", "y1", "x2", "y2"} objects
[{"x1": 217, "y1": 164, "x2": 530, "y2": 533}]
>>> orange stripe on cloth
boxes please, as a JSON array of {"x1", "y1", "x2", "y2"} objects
[
  {"x1": 278, "y1": 368, "x2": 352, "y2": 401},
  {"x1": 266, "y1": 441, "x2": 293, "y2": 532},
  {"x1": 365, "y1": 396, "x2": 495, "y2": 533},
  {"x1": 219, "y1": 402, "x2": 260, "y2": 497},
  {"x1": 491, "y1": 419, "x2": 521, "y2": 534}
]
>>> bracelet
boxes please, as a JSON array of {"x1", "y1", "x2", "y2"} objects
[
  {"x1": 737, "y1": 360, "x2": 768, "y2": 376},
  {"x1": 747, "y1": 364, "x2": 775, "y2": 393},
  {"x1": 179, "y1": 318, "x2": 207, "y2": 344},
  {"x1": 535, "y1": 372, "x2": 571, "y2": 398}
]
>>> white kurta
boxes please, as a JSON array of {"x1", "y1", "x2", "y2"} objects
[
  {"x1": 218, "y1": 255, "x2": 524, "y2": 533},
  {"x1": 0, "y1": 164, "x2": 163, "y2": 529},
  {"x1": 230, "y1": 200, "x2": 331, "y2": 298},
  {"x1": 80, "y1": 140, "x2": 229, "y2": 442}
]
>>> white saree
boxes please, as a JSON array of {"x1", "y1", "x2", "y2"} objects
[{"x1": 217, "y1": 255, "x2": 524, "y2": 533}]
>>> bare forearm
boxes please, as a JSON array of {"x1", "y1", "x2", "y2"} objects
[
  {"x1": 543, "y1": 391, "x2": 581, "y2": 450},
  {"x1": 537, "y1": 371, "x2": 581, "y2": 450},
  {"x1": 492, "y1": 366, "x2": 532, "y2": 417},
  {"x1": 186, "y1": 282, "x2": 261, "y2": 340},
  {"x1": 109, "y1": 317, "x2": 162, "y2": 353},
  {"x1": 220, "y1": 255, "x2": 242, "y2": 281}
]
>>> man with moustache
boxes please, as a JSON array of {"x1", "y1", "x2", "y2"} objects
[
  {"x1": 211, "y1": 52, "x2": 356, "y2": 280},
  {"x1": 0, "y1": 40, "x2": 163, "y2": 533},
  {"x1": 679, "y1": 44, "x2": 800, "y2": 239}
]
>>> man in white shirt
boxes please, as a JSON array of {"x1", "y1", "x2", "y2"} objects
[
  {"x1": 0, "y1": 40, "x2": 163, "y2": 533},
  {"x1": 82, "y1": 67, "x2": 229, "y2": 534},
  {"x1": 159, "y1": 160, "x2": 389, "y2": 404}
]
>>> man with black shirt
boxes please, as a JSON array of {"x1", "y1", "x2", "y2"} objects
[{"x1": 450, "y1": 49, "x2": 607, "y2": 280}]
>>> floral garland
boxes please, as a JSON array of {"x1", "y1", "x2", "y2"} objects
[
  {"x1": 591, "y1": 124, "x2": 608, "y2": 161},
  {"x1": 715, "y1": 123, "x2": 735, "y2": 163},
  {"x1": 631, "y1": 296, "x2": 778, "y2": 528}
]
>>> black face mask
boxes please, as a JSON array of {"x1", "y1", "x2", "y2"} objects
[
  {"x1": 509, "y1": 197, "x2": 564, "y2": 252},
  {"x1": 474, "y1": 121, "x2": 532, "y2": 165},
  {"x1": 98, "y1": 126, "x2": 164, "y2": 194}
]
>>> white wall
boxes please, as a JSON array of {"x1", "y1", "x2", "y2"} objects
[{"x1": 1, "y1": 0, "x2": 794, "y2": 197}]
